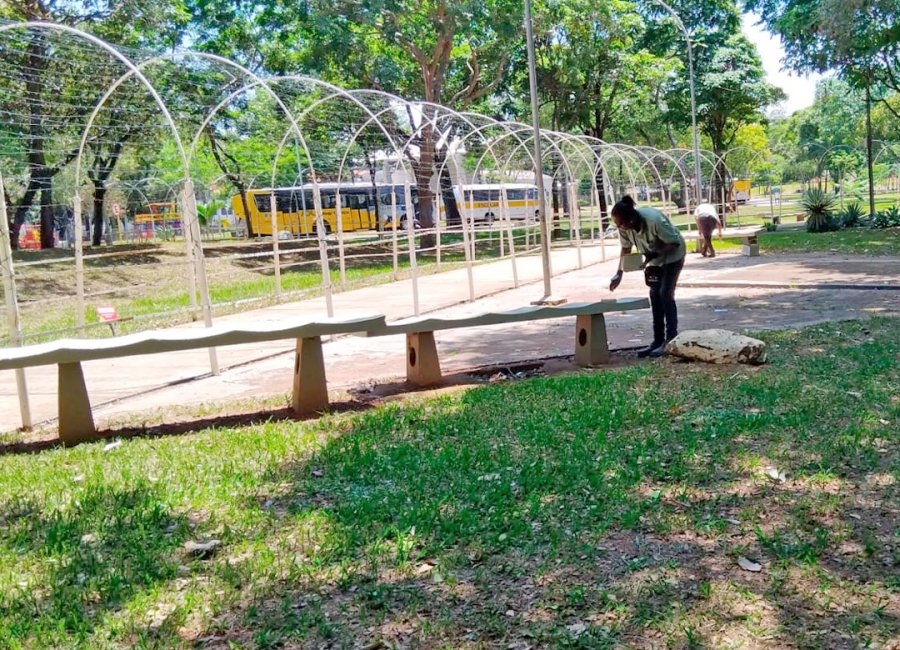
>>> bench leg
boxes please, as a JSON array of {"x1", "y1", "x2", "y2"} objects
[
  {"x1": 407, "y1": 332, "x2": 442, "y2": 386},
  {"x1": 574, "y1": 314, "x2": 610, "y2": 366},
  {"x1": 742, "y1": 236, "x2": 760, "y2": 257},
  {"x1": 292, "y1": 336, "x2": 329, "y2": 416},
  {"x1": 58, "y1": 362, "x2": 97, "y2": 445}
]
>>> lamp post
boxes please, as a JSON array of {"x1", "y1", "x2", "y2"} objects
[
  {"x1": 524, "y1": 0, "x2": 564, "y2": 304},
  {"x1": 653, "y1": 0, "x2": 703, "y2": 208}
]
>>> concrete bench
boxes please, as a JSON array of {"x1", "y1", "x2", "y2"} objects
[
  {"x1": 683, "y1": 227, "x2": 764, "y2": 256},
  {"x1": 0, "y1": 315, "x2": 386, "y2": 444},
  {"x1": 367, "y1": 298, "x2": 649, "y2": 386}
]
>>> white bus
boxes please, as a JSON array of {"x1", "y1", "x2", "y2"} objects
[{"x1": 451, "y1": 183, "x2": 550, "y2": 224}]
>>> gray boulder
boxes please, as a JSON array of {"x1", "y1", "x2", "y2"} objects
[{"x1": 667, "y1": 329, "x2": 767, "y2": 365}]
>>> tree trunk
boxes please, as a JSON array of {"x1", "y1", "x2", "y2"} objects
[
  {"x1": 713, "y1": 156, "x2": 728, "y2": 228},
  {"x1": 551, "y1": 182, "x2": 561, "y2": 238},
  {"x1": 239, "y1": 190, "x2": 255, "y2": 238},
  {"x1": 595, "y1": 168, "x2": 609, "y2": 231},
  {"x1": 92, "y1": 184, "x2": 106, "y2": 246},
  {"x1": 560, "y1": 181, "x2": 571, "y2": 239},
  {"x1": 39, "y1": 184, "x2": 54, "y2": 249},
  {"x1": 865, "y1": 72, "x2": 876, "y2": 218},
  {"x1": 438, "y1": 164, "x2": 460, "y2": 225},
  {"x1": 415, "y1": 122, "x2": 436, "y2": 249}
]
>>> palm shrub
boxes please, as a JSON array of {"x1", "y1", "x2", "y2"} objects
[
  {"x1": 872, "y1": 205, "x2": 900, "y2": 229},
  {"x1": 839, "y1": 202, "x2": 864, "y2": 228},
  {"x1": 803, "y1": 188, "x2": 837, "y2": 233},
  {"x1": 196, "y1": 200, "x2": 225, "y2": 227}
]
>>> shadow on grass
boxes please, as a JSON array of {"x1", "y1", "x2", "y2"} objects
[
  {"x1": 1, "y1": 320, "x2": 896, "y2": 648},
  {"x1": 0, "y1": 402, "x2": 377, "y2": 457},
  {"x1": 195, "y1": 319, "x2": 898, "y2": 647},
  {"x1": 0, "y1": 481, "x2": 188, "y2": 647}
]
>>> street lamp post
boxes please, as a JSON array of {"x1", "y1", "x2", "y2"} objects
[
  {"x1": 524, "y1": 0, "x2": 564, "y2": 304},
  {"x1": 653, "y1": 0, "x2": 703, "y2": 208}
]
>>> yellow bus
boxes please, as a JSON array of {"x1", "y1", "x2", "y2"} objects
[
  {"x1": 231, "y1": 183, "x2": 420, "y2": 236},
  {"x1": 134, "y1": 202, "x2": 181, "y2": 238},
  {"x1": 733, "y1": 179, "x2": 752, "y2": 204},
  {"x1": 451, "y1": 183, "x2": 547, "y2": 224}
]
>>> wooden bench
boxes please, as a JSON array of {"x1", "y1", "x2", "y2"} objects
[
  {"x1": 367, "y1": 299, "x2": 649, "y2": 387},
  {"x1": 0, "y1": 315, "x2": 386, "y2": 445},
  {"x1": 683, "y1": 227, "x2": 764, "y2": 257}
]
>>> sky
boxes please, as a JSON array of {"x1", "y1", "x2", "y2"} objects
[{"x1": 741, "y1": 11, "x2": 826, "y2": 116}]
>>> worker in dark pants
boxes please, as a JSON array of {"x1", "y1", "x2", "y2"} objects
[
  {"x1": 608, "y1": 196, "x2": 686, "y2": 358},
  {"x1": 694, "y1": 202, "x2": 723, "y2": 257}
]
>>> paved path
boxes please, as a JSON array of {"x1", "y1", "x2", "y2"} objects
[{"x1": 2, "y1": 244, "x2": 898, "y2": 434}]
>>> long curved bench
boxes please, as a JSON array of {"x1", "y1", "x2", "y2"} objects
[
  {"x1": 0, "y1": 315, "x2": 386, "y2": 444},
  {"x1": 367, "y1": 298, "x2": 650, "y2": 386}
]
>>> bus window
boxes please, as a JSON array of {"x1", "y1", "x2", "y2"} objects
[
  {"x1": 342, "y1": 192, "x2": 368, "y2": 209},
  {"x1": 527, "y1": 188, "x2": 538, "y2": 200},
  {"x1": 275, "y1": 192, "x2": 294, "y2": 212},
  {"x1": 254, "y1": 193, "x2": 272, "y2": 212},
  {"x1": 507, "y1": 189, "x2": 525, "y2": 201}
]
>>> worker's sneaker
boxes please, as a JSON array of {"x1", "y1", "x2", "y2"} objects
[
  {"x1": 647, "y1": 342, "x2": 668, "y2": 358},
  {"x1": 637, "y1": 341, "x2": 664, "y2": 358}
]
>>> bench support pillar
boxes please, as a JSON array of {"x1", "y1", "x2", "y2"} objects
[
  {"x1": 292, "y1": 336, "x2": 329, "y2": 416},
  {"x1": 742, "y1": 236, "x2": 759, "y2": 257},
  {"x1": 58, "y1": 362, "x2": 97, "y2": 445},
  {"x1": 574, "y1": 314, "x2": 610, "y2": 366},
  {"x1": 407, "y1": 332, "x2": 442, "y2": 386}
]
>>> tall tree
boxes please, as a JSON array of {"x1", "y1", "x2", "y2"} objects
[
  {"x1": 529, "y1": 0, "x2": 672, "y2": 226},
  {"x1": 304, "y1": 0, "x2": 523, "y2": 236},
  {"x1": 0, "y1": 0, "x2": 185, "y2": 248},
  {"x1": 640, "y1": 0, "x2": 783, "y2": 217},
  {"x1": 747, "y1": 0, "x2": 900, "y2": 215}
]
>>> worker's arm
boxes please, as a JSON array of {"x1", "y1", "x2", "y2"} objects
[{"x1": 610, "y1": 244, "x2": 632, "y2": 291}]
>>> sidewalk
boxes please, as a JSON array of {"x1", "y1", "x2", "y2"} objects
[{"x1": 2, "y1": 245, "x2": 898, "y2": 434}]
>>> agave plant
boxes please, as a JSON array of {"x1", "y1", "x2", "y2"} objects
[
  {"x1": 872, "y1": 205, "x2": 900, "y2": 229},
  {"x1": 839, "y1": 202, "x2": 864, "y2": 228},
  {"x1": 803, "y1": 188, "x2": 837, "y2": 233}
]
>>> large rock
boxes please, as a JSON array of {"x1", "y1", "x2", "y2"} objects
[{"x1": 668, "y1": 329, "x2": 768, "y2": 365}]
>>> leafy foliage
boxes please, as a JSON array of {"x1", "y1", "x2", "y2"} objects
[
  {"x1": 838, "y1": 201, "x2": 864, "y2": 228},
  {"x1": 872, "y1": 205, "x2": 900, "y2": 229},
  {"x1": 801, "y1": 187, "x2": 837, "y2": 233}
]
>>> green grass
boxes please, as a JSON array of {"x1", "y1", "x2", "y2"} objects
[
  {"x1": 716, "y1": 227, "x2": 900, "y2": 256},
  {"x1": 0, "y1": 317, "x2": 897, "y2": 648}
]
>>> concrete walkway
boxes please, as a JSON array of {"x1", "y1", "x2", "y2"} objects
[{"x1": 2, "y1": 244, "x2": 898, "y2": 435}]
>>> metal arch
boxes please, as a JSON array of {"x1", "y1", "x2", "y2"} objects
[
  {"x1": 0, "y1": 23, "x2": 194, "y2": 185},
  {"x1": 0, "y1": 21, "x2": 211, "y2": 340}
]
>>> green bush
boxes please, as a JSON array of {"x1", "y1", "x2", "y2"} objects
[
  {"x1": 802, "y1": 188, "x2": 837, "y2": 233},
  {"x1": 872, "y1": 205, "x2": 900, "y2": 229},
  {"x1": 838, "y1": 202, "x2": 864, "y2": 228}
]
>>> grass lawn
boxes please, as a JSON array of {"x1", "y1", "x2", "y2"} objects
[
  {"x1": 717, "y1": 228, "x2": 900, "y2": 256},
  {"x1": 0, "y1": 318, "x2": 897, "y2": 648}
]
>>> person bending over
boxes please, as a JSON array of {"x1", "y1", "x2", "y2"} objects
[
  {"x1": 608, "y1": 196, "x2": 686, "y2": 358},
  {"x1": 693, "y1": 202, "x2": 722, "y2": 258}
]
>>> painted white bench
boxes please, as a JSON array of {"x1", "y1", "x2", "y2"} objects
[
  {"x1": 0, "y1": 315, "x2": 386, "y2": 444},
  {"x1": 367, "y1": 298, "x2": 650, "y2": 386},
  {"x1": 683, "y1": 227, "x2": 764, "y2": 256}
]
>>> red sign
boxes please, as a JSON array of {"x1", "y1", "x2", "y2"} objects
[{"x1": 96, "y1": 305, "x2": 118, "y2": 322}]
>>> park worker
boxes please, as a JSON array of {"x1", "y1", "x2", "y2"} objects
[
  {"x1": 608, "y1": 195, "x2": 686, "y2": 358},
  {"x1": 693, "y1": 202, "x2": 723, "y2": 258}
]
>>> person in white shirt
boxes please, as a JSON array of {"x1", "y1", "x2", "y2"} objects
[{"x1": 693, "y1": 203, "x2": 723, "y2": 258}]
